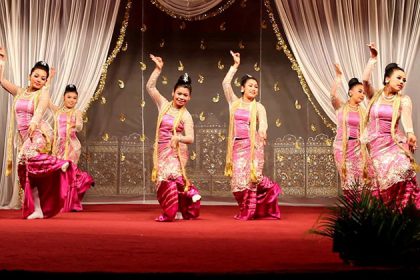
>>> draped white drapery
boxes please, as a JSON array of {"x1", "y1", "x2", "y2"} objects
[
  {"x1": 155, "y1": 0, "x2": 223, "y2": 17},
  {"x1": 274, "y1": 0, "x2": 420, "y2": 124},
  {"x1": 0, "y1": 0, "x2": 120, "y2": 208}
]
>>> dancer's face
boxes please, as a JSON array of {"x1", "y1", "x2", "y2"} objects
[
  {"x1": 29, "y1": 69, "x2": 48, "y2": 90},
  {"x1": 172, "y1": 86, "x2": 191, "y2": 108},
  {"x1": 241, "y1": 79, "x2": 259, "y2": 101},
  {"x1": 349, "y1": 84, "x2": 365, "y2": 104},
  {"x1": 63, "y1": 91, "x2": 78, "y2": 109},
  {"x1": 386, "y1": 70, "x2": 406, "y2": 92}
]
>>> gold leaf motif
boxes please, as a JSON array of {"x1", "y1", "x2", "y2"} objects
[
  {"x1": 238, "y1": 40, "x2": 245, "y2": 49},
  {"x1": 118, "y1": 80, "x2": 125, "y2": 89},
  {"x1": 160, "y1": 38, "x2": 165, "y2": 48},
  {"x1": 199, "y1": 112, "x2": 205, "y2": 121},
  {"x1": 178, "y1": 60, "x2": 184, "y2": 71},
  {"x1": 139, "y1": 61, "x2": 147, "y2": 71},
  {"x1": 200, "y1": 39, "x2": 206, "y2": 50},
  {"x1": 295, "y1": 100, "x2": 302, "y2": 110},
  {"x1": 190, "y1": 151, "x2": 196, "y2": 160},
  {"x1": 307, "y1": 156, "x2": 311, "y2": 163},
  {"x1": 310, "y1": 124, "x2": 317, "y2": 132},
  {"x1": 234, "y1": 77, "x2": 240, "y2": 87},
  {"x1": 119, "y1": 113, "x2": 126, "y2": 122},
  {"x1": 198, "y1": 74, "x2": 204, "y2": 84},
  {"x1": 325, "y1": 138, "x2": 332, "y2": 146},
  {"x1": 218, "y1": 132, "x2": 226, "y2": 142},
  {"x1": 179, "y1": 21, "x2": 186, "y2": 30},
  {"x1": 100, "y1": 97, "x2": 107, "y2": 104},
  {"x1": 254, "y1": 62, "x2": 260, "y2": 71},
  {"x1": 276, "y1": 154, "x2": 284, "y2": 162},
  {"x1": 139, "y1": 134, "x2": 146, "y2": 142},
  {"x1": 295, "y1": 141, "x2": 302, "y2": 149},
  {"x1": 275, "y1": 118, "x2": 282, "y2": 127},
  {"x1": 140, "y1": 24, "x2": 147, "y2": 32},
  {"x1": 217, "y1": 60, "x2": 224, "y2": 70},
  {"x1": 212, "y1": 93, "x2": 220, "y2": 103},
  {"x1": 102, "y1": 133, "x2": 109, "y2": 142},
  {"x1": 274, "y1": 82, "x2": 280, "y2": 92},
  {"x1": 140, "y1": 100, "x2": 146, "y2": 107},
  {"x1": 122, "y1": 42, "x2": 128, "y2": 52},
  {"x1": 162, "y1": 76, "x2": 168, "y2": 85},
  {"x1": 120, "y1": 153, "x2": 126, "y2": 162},
  {"x1": 261, "y1": 19, "x2": 267, "y2": 29},
  {"x1": 219, "y1": 22, "x2": 226, "y2": 31}
]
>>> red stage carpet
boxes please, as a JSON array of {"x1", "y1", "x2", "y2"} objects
[{"x1": 0, "y1": 204, "x2": 413, "y2": 279}]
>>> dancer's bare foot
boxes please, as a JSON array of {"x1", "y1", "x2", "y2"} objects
[{"x1": 27, "y1": 211, "x2": 44, "y2": 220}]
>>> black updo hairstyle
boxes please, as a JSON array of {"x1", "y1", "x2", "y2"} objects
[
  {"x1": 240, "y1": 74, "x2": 258, "y2": 94},
  {"x1": 30, "y1": 61, "x2": 50, "y2": 78},
  {"x1": 383, "y1": 63, "x2": 405, "y2": 85},
  {"x1": 64, "y1": 84, "x2": 78, "y2": 95},
  {"x1": 174, "y1": 73, "x2": 192, "y2": 94},
  {"x1": 348, "y1": 78, "x2": 362, "y2": 92}
]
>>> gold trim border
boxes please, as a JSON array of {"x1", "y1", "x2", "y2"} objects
[
  {"x1": 84, "y1": 0, "x2": 132, "y2": 115},
  {"x1": 263, "y1": 0, "x2": 336, "y2": 133},
  {"x1": 150, "y1": 0, "x2": 236, "y2": 21}
]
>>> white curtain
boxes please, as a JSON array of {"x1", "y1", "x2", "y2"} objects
[
  {"x1": 275, "y1": 0, "x2": 420, "y2": 123},
  {"x1": 0, "y1": 0, "x2": 120, "y2": 208},
  {"x1": 155, "y1": 0, "x2": 223, "y2": 17}
]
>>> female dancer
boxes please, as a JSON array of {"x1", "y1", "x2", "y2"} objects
[
  {"x1": 0, "y1": 47, "x2": 73, "y2": 219},
  {"x1": 362, "y1": 42, "x2": 419, "y2": 209},
  {"x1": 222, "y1": 51, "x2": 281, "y2": 220},
  {"x1": 331, "y1": 63, "x2": 372, "y2": 193},
  {"x1": 50, "y1": 84, "x2": 94, "y2": 212},
  {"x1": 146, "y1": 54, "x2": 201, "y2": 222}
]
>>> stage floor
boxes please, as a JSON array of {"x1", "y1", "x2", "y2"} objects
[{"x1": 0, "y1": 204, "x2": 414, "y2": 279}]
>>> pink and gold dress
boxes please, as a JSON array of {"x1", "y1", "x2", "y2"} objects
[
  {"x1": 365, "y1": 91, "x2": 419, "y2": 209},
  {"x1": 146, "y1": 68, "x2": 200, "y2": 222},
  {"x1": 6, "y1": 87, "x2": 74, "y2": 218},
  {"x1": 222, "y1": 66, "x2": 281, "y2": 220},
  {"x1": 51, "y1": 107, "x2": 94, "y2": 212}
]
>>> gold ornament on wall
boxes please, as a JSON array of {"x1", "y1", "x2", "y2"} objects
[
  {"x1": 178, "y1": 60, "x2": 184, "y2": 71},
  {"x1": 162, "y1": 76, "x2": 168, "y2": 85},
  {"x1": 160, "y1": 39, "x2": 165, "y2": 48},
  {"x1": 122, "y1": 42, "x2": 128, "y2": 52},
  {"x1": 102, "y1": 133, "x2": 109, "y2": 141},
  {"x1": 190, "y1": 151, "x2": 196, "y2": 160},
  {"x1": 140, "y1": 100, "x2": 146, "y2": 107},
  {"x1": 179, "y1": 21, "x2": 186, "y2": 30},
  {"x1": 200, "y1": 39, "x2": 206, "y2": 50},
  {"x1": 219, "y1": 22, "x2": 226, "y2": 31},
  {"x1": 295, "y1": 141, "x2": 302, "y2": 149},
  {"x1": 310, "y1": 124, "x2": 317, "y2": 132},
  {"x1": 254, "y1": 62, "x2": 260, "y2": 71},
  {"x1": 100, "y1": 97, "x2": 107, "y2": 104},
  {"x1": 120, "y1": 153, "x2": 126, "y2": 162},
  {"x1": 198, "y1": 74, "x2": 204, "y2": 84},
  {"x1": 295, "y1": 100, "x2": 302, "y2": 110},
  {"x1": 199, "y1": 112, "x2": 205, "y2": 121},
  {"x1": 325, "y1": 138, "x2": 332, "y2": 146},
  {"x1": 212, "y1": 93, "x2": 220, "y2": 103},
  {"x1": 118, "y1": 80, "x2": 125, "y2": 89},
  {"x1": 217, "y1": 60, "x2": 224, "y2": 70},
  {"x1": 276, "y1": 153, "x2": 284, "y2": 162},
  {"x1": 139, "y1": 134, "x2": 146, "y2": 142},
  {"x1": 140, "y1": 23, "x2": 147, "y2": 32},
  {"x1": 261, "y1": 19, "x2": 267, "y2": 29},
  {"x1": 274, "y1": 82, "x2": 280, "y2": 92},
  {"x1": 119, "y1": 113, "x2": 126, "y2": 122},
  {"x1": 139, "y1": 61, "x2": 147, "y2": 71},
  {"x1": 275, "y1": 118, "x2": 282, "y2": 127},
  {"x1": 234, "y1": 77, "x2": 240, "y2": 87},
  {"x1": 238, "y1": 40, "x2": 245, "y2": 49}
]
